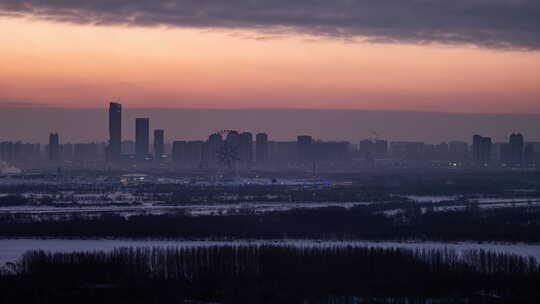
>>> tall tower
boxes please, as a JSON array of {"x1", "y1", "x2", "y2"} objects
[
  {"x1": 509, "y1": 133, "x2": 524, "y2": 166},
  {"x1": 239, "y1": 132, "x2": 253, "y2": 164},
  {"x1": 108, "y1": 102, "x2": 122, "y2": 161},
  {"x1": 135, "y1": 118, "x2": 150, "y2": 159},
  {"x1": 154, "y1": 129, "x2": 165, "y2": 158},
  {"x1": 256, "y1": 133, "x2": 269, "y2": 164},
  {"x1": 297, "y1": 135, "x2": 313, "y2": 164},
  {"x1": 49, "y1": 133, "x2": 60, "y2": 162},
  {"x1": 472, "y1": 135, "x2": 491, "y2": 165},
  {"x1": 207, "y1": 133, "x2": 223, "y2": 168}
]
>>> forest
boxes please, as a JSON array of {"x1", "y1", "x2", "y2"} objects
[
  {"x1": 1, "y1": 205, "x2": 540, "y2": 242},
  {"x1": 1, "y1": 245, "x2": 538, "y2": 303}
]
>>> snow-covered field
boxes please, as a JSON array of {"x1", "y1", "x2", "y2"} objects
[
  {"x1": 1, "y1": 239, "x2": 539, "y2": 266},
  {"x1": 0, "y1": 202, "x2": 370, "y2": 218},
  {"x1": 405, "y1": 195, "x2": 457, "y2": 203},
  {"x1": 2, "y1": 197, "x2": 539, "y2": 219},
  {"x1": 406, "y1": 195, "x2": 540, "y2": 204}
]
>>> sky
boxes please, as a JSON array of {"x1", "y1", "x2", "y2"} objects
[{"x1": 0, "y1": 0, "x2": 539, "y2": 114}]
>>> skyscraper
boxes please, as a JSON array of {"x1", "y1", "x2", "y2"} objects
[
  {"x1": 524, "y1": 143, "x2": 535, "y2": 167},
  {"x1": 226, "y1": 130, "x2": 240, "y2": 148},
  {"x1": 375, "y1": 140, "x2": 388, "y2": 158},
  {"x1": 135, "y1": 118, "x2": 150, "y2": 159},
  {"x1": 449, "y1": 141, "x2": 468, "y2": 161},
  {"x1": 49, "y1": 133, "x2": 60, "y2": 162},
  {"x1": 154, "y1": 129, "x2": 165, "y2": 158},
  {"x1": 207, "y1": 133, "x2": 223, "y2": 167},
  {"x1": 297, "y1": 135, "x2": 313, "y2": 163},
  {"x1": 108, "y1": 102, "x2": 122, "y2": 161},
  {"x1": 172, "y1": 140, "x2": 186, "y2": 168},
  {"x1": 256, "y1": 133, "x2": 269, "y2": 164},
  {"x1": 472, "y1": 135, "x2": 492, "y2": 165},
  {"x1": 239, "y1": 132, "x2": 253, "y2": 164},
  {"x1": 509, "y1": 133, "x2": 524, "y2": 166},
  {"x1": 185, "y1": 141, "x2": 204, "y2": 168}
]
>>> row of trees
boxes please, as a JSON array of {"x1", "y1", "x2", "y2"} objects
[
  {"x1": 2, "y1": 245, "x2": 538, "y2": 303},
  {"x1": 1, "y1": 205, "x2": 540, "y2": 242}
]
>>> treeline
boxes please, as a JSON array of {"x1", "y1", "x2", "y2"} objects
[
  {"x1": 1, "y1": 245, "x2": 538, "y2": 303},
  {"x1": 347, "y1": 170, "x2": 540, "y2": 196},
  {"x1": 1, "y1": 205, "x2": 540, "y2": 242},
  {"x1": 0, "y1": 195, "x2": 29, "y2": 206}
]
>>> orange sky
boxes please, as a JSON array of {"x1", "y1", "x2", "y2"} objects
[{"x1": 1, "y1": 17, "x2": 539, "y2": 113}]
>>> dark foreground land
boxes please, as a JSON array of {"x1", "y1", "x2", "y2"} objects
[
  {"x1": 1, "y1": 170, "x2": 540, "y2": 303},
  {"x1": 2, "y1": 205, "x2": 540, "y2": 242},
  {"x1": 1, "y1": 245, "x2": 539, "y2": 304}
]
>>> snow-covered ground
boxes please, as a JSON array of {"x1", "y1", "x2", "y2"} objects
[
  {"x1": 0, "y1": 202, "x2": 370, "y2": 217},
  {"x1": 471, "y1": 197, "x2": 540, "y2": 204},
  {"x1": 2, "y1": 197, "x2": 539, "y2": 219},
  {"x1": 405, "y1": 195, "x2": 540, "y2": 205},
  {"x1": 1, "y1": 239, "x2": 539, "y2": 266},
  {"x1": 405, "y1": 195, "x2": 457, "y2": 203}
]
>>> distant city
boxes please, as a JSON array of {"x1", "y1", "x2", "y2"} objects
[{"x1": 0, "y1": 102, "x2": 538, "y2": 173}]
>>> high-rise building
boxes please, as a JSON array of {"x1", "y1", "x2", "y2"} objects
[
  {"x1": 185, "y1": 141, "x2": 204, "y2": 168},
  {"x1": 74, "y1": 143, "x2": 98, "y2": 161},
  {"x1": 269, "y1": 141, "x2": 297, "y2": 167},
  {"x1": 121, "y1": 140, "x2": 135, "y2": 155},
  {"x1": 311, "y1": 141, "x2": 350, "y2": 164},
  {"x1": 374, "y1": 140, "x2": 388, "y2": 158},
  {"x1": 1, "y1": 142, "x2": 41, "y2": 164},
  {"x1": 239, "y1": 132, "x2": 253, "y2": 164},
  {"x1": 524, "y1": 143, "x2": 535, "y2": 166},
  {"x1": 172, "y1": 141, "x2": 186, "y2": 167},
  {"x1": 389, "y1": 141, "x2": 425, "y2": 160},
  {"x1": 135, "y1": 118, "x2": 150, "y2": 159},
  {"x1": 509, "y1": 133, "x2": 524, "y2": 166},
  {"x1": 472, "y1": 135, "x2": 492, "y2": 164},
  {"x1": 226, "y1": 131, "x2": 240, "y2": 148},
  {"x1": 449, "y1": 141, "x2": 469, "y2": 161},
  {"x1": 154, "y1": 129, "x2": 165, "y2": 158},
  {"x1": 297, "y1": 135, "x2": 313, "y2": 163},
  {"x1": 207, "y1": 133, "x2": 223, "y2": 167},
  {"x1": 108, "y1": 102, "x2": 122, "y2": 161},
  {"x1": 492, "y1": 142, "x2": 509, "y2": 164},
  {"x1": 359, "y1": 139, "x2": 375, "y2": 160},
  {"x1": 49, "y1": 133, "x2": 60, "y2": 162},
  {"x1": 359, "y1": 139, "x2": 388, "y2": 160},
  {"x1": 255, "y1": 133, "x2": 269, "y2": 164},
  {"x1": 62, "y1": 143, "x2": 73, "y2": 161},
  {"x1": 435, "y1": 142, "x2": 449, "y2": 160},
  {"x1": 0, "y1": 142, "x2": 15, "y2": 163}
]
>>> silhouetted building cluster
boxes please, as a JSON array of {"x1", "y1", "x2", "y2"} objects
[
  {"x1": 0, "y1": 142, "x2": 40, "y2": 164},
  {"x1": 1, "y1": 102, "x2": 539, "y2": 172}
]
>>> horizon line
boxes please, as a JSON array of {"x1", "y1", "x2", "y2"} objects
[{"x1": 0, "y1": 104, "x2": 538, "y2": 116}]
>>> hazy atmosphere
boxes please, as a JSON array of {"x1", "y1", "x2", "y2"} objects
[
  {"x1": 1, "y1": 107, "x2": 539, "y2": 144},
  {"x1": 2, "y1": 2, "x2": 540, "y2": 303}
]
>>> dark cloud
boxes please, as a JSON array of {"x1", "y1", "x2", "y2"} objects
[{"x1": 1, "y1": 0, "x2": 539, "y2": 49}]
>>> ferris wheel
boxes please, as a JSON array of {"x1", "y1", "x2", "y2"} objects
[{"x1": 211, "y1": 130, "x2": 240, "y2": 169}]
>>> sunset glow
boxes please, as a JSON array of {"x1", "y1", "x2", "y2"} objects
[{"x1": 1, "y1": 8, "x2": 539, "y2": 113}]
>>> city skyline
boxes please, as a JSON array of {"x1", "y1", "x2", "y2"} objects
[
  {"x1": 1, "y1": 107, "x2": 540, "y2": 145},
  {"x1": 2, "y1": 3, "x2": 540, "y2": 302},
  {"x1": 1, "y1": 101, "x2": 538, "y2": 172}
]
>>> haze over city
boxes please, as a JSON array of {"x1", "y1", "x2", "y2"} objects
[
  {"x1": 2, "y1": 2, "x2": 540, "y2": 303},
  {"x1": 1, "y1": 107, "x2": 540, "y2": 144}
]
